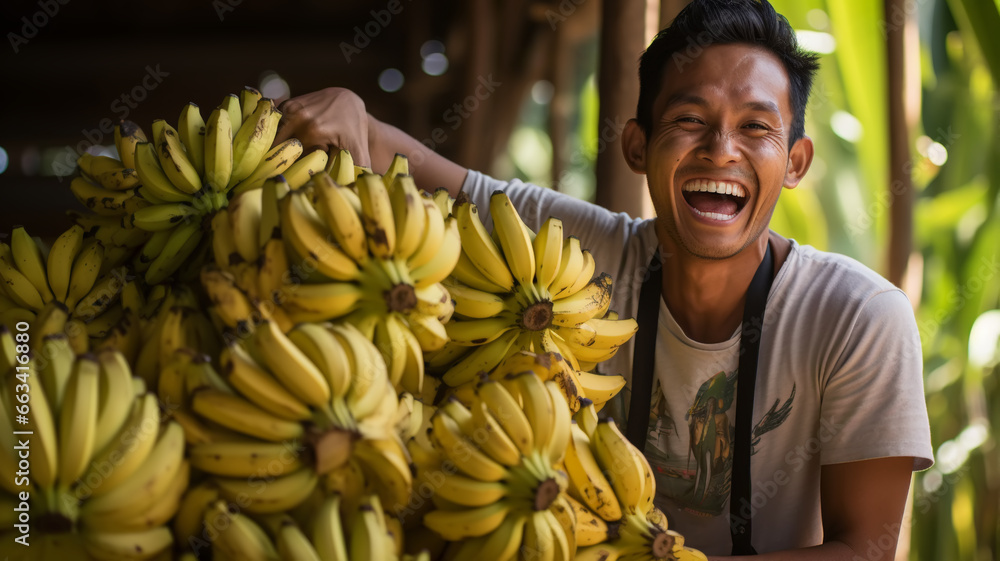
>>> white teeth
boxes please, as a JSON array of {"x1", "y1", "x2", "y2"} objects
[
  {"x1": 691, "y1": 208, "x2": 736, "y2": 221},
  {"x1": 683, "y1": 179, "x2": 746, "y2": 198}
]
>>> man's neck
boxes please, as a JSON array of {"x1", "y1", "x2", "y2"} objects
[{"x1": 657, "y1": 227, "x2": 789, "y2": 344}]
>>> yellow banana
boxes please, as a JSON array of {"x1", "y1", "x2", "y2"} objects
[
  {"x1": 312, "y1": 172, "x2": 368, "y2": 263},
  {"x1": 442, "y1": 328, "x2": 519, "y2": 386},
  {"x1": 286, "y1": 322, "x2": 352, "y2": 400},
  {"x1": 177, "y1": 102, "x2": 206, "y2": 175},
  {"x1": 240, "y1": 86, "x2": 262, "y2": 121},
  {"x1": 281, "y1": 190, "x2": 360, "y2": 281},
  {"x1": 214, "y1": 467, "x2": 318, "y2": 514},
  {"x1": 230, "y1": 98, "x2": 282, "y2": 187},
  {"x1": 356, "y1": 173, "x2": 396, "y2": 258},
  {"x1": 313, "y1": 494, "x2": 349, "y2": 561},
  {"x1": 444, "y1": 279, "x2": 505, "y2": 318},
  {"x1": 549, "y1": 236, "x2": 585, "y2": 298},
  {"x1": 253, "y1": 318, "x2": 331, "y2": 407},
  {"x1": 219, "y1": 93, "x2": 242, "y2": 137},
  {"x1": 46, "y1": 224, "x2": 85, "y2": 304},
  {"x1": 489, "y1": 190, "x2": 536, "y2": 288},
  {"x1": 454, "y1": 197, "x2": 514, "y2": 291},
  {"x1": 382, "y1": 152, "x2": 409, "y2": 187},
  {"x1": 234, "y1": 138, "x2": 303, "y2": 195},
  {"x1": 430, "y1": 409, "x2": 508, "y2": 482},
  {"x1": 10, "y1": 227, "x2": 53, "y2": 303},
  {"x1": 283, "y1": 148, "x2": 329, "y2": 189},
  {"x1": 409, "y1": 216, "x2": 462, "y2": 289},
  {"x1": 204, "y1": 106, "x2": 234, "y2": 191},
  {"x1": 190, "y1": 440, "x2": 304, "y2": 478},
  {"x1": 57, "y1": 355, "x2": 100, "y2": 486},
  {"x1": 133, "y1": 142, "x2": 192, "y2": 203},
  {"x1": 389, "y1": 174, "x2": 426, "y2": 260},
  {"x1": 114, "y1": 120, "x2": 147, "y2": 170},
  {"x1": 154, "y1": 120, "x2": 202, "y2": 193},
  {"x1": 256, "y1": 176, "x2": 288, "y2": 250},
  {"x1": 551, "y1": 273, "x2": 613, "y2": 327},
  {"x1": 326, "y1": 148, "x2": 355, "y2": 186},
  {"x1": 424, "y1": 500, "x2": 512, "y2": 541},
  {"x1": 220, "y1": 341, "x2": 312, "y2": 421},
  {"x1": 191, "y1": 387, "x2": 305, "y2": 442},
  {"x1": 130, "y1": 202, "x2": 199, "y2": 231},
  {"x1": 406, "y1": 196, "x2": 445, "y2": 271},
  {"x1": 279, "y1": 281, "x2": 365, "y2": 323},
  {"x1": 229, "y1": 188, "x2": 264, "y2": 263}
]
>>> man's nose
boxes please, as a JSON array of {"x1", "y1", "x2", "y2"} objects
[{"x1": 695, "y1": 129, "x2": 742, "y2": 166}]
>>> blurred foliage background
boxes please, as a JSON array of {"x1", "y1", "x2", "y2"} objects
[{"x1": 501, "y1": 0, "x2": 1000, "y2": 559}]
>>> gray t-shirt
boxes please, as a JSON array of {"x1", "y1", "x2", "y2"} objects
[{"x1": 462, "y1": 171, "x2": 934, "y2": 555}]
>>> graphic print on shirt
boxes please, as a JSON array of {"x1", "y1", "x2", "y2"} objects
[{"x1": 645, "y1": 371, "x2": 796, "y2": 516}]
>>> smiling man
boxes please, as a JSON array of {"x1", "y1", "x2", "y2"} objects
[{"x1": 276, "y1": 0, "x2": 933, "y2": 556}]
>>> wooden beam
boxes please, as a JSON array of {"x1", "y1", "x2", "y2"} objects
[{"x1": 595, "y1": 0, "x2": 646, "y2": 216}]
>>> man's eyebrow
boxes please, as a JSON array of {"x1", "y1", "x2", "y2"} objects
[
  {"x1": 741, "y1": 100, "x2": 781, "y2": 114},
  {"x1": 662, "y1": 94, "x2": 781, "y2": 115},
  {"x1": 663, "y1": 93, "x2": 708, "y2": 109}
]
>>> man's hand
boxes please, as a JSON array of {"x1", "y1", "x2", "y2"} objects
[
  {"x1": 272, "y1": 87, "x2": 468, "y2": 195},
  {"x1": 273, "y1": 87, "x2": 373, "y2": 166}
]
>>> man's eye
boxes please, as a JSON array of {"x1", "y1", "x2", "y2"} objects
[{"x1": 745, "y1": 123, "x2": 768, "y2": 130}]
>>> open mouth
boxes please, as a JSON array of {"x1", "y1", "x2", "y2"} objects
[{"x1": 682, "y1": 179, "x2": 749, "y2": 221}]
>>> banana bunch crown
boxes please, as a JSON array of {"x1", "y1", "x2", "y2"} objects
[
  {"x1": 0, "y1": 343, "x2": 185, "y2": 560},
  {"x1": 437, "y1": 190, "x2": 639, "y2": 387},
  {"x1": 416, "y1": 371, "x2": 581, "y2": 560},
  {"x1": 0, "y1": 224, "x2": 134, "y2": 355}
]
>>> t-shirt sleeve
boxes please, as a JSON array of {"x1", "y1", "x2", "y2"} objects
[
  {"x1": 818, "y1": 289, "x2": 934, "y2": 471},
  {"x1": 460, "y1": 171, "x2": 643, "y2": 282}
]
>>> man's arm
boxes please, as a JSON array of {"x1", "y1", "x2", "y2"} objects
[
  {"x1": 273, "y1": 87, "x2": 467, "y2": 196},
  {"x1": 708, "y1": 457, "x2": 913, "y2": 560}
]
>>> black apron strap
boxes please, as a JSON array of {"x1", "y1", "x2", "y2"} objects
[
  {"x1": 730, "y1": 241, "x2": 773, "y2": 556},
  {"x1": 625, "y1": 250, "x2": 662, "y2": 450},
  {"x1": 625, "y1": 242, "x2": 775, "y2": 556}
]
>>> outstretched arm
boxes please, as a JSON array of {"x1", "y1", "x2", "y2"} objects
[
  {"x1": 273, "y1": 87, "x2": 468, "y2": 196},
  {"x1": 708, "y1": 457, "x2": 914, "y2": 560}
]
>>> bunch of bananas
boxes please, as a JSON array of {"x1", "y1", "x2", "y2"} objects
[
  {"x1": 0, "y1": 334, "x2": 186, "y2": 560},
  {"x1": 208, "y1": 151, "x2": 462, "y2": 396},
  {"x1": 564, "y1": 403, "x2": 706, "y2": 561},
  {"x1": 413, "y1": 372, "x2": 578, "y2": 561},
  {"x1": 0, "y1": 224, "x2": 130, "y2": 354},
  {"x1": 86, "y1": 87, "x2": 327, "y2": 286},
  {"x1": 432, "y1": 190, "x2": 638, "y2": 387},
  {"x1": 172, "y1": 300, "x2": 413, "y2": 516}
]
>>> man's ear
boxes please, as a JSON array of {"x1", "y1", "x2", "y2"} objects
[
  {"x1": 622, "y1": 119, "x2": 648, "y2": 174},
  {"x1": 783, "y1": 135, "x2": 814, "y2": 189}
]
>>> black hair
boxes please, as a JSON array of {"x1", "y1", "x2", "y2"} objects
[{"x1": 636, "y1": 0, "x2": 820, "y2": 147}]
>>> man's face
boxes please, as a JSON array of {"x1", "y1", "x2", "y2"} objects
[{"x1": 634, "y1": 43, "x2": 806, "y2": 260}]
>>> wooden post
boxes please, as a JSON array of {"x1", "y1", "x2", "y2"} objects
[
  {"x1": 456, "y1": 0, "x2": 495, "y2": 170},
  {"x1": 886, "y1": 0, "x2": 914, "y2": 288},
  {"x1": 595, "y1": 0, "x2": 647, "y2": 217}
]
